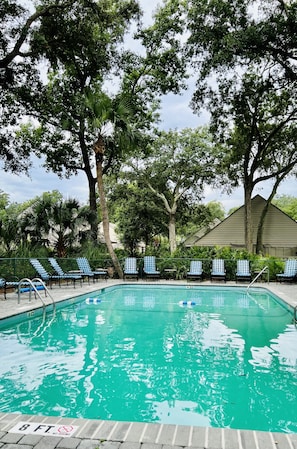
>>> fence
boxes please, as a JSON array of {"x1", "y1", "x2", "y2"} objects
[{"x1": 0, "y1": 256, "x2": 284, "y2": 282}]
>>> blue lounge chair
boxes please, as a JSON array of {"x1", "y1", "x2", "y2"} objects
[
  {"x1": 30, "y1": 258, "x2": 64, "y2": 287},
  {"x1": 0, "y1": 277, "x2": 5, "y2": 299},
  {"x1": 1, "y1": 276, "x2": 44, "y2": 300},
  {"x1": 143, "y1": 256, "x2": 160, "y2": 279},
  {"x1": 236, "y1": 260, "x2": 251, "y2": 283},
  {"x1": 123, "y1": 257, "x2": 139, "y2": 280},
  {"x1": 48, "y1": 258, "x2": 82, "y2": 287},
  {"x1": 187, "y1": 260, "x2": 203, "y2": 281},
  {"x1": 76, "y1": 257, "x2": 108, "y2": 282},
  {"x1": 211, "y1": 258, "x2": 226, "y2": 282},
  {"x1": 276, "y1": 259, "x2": 297, "y2": 283},
  {"x1": 0, "y1": 277, "x2": 22, "y2": 300}
]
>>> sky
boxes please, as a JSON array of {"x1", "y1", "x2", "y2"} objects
[{"x1": 1, "y1": 0, "x2": 296, "y2": 214}]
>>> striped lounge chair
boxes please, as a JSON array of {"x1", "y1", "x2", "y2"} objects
[
  {"x1": 236, "y1": 260, "x2": 251, "y2": 283},
  {"x1": 0, "y1": 277, "x2": 24, "y2": 300},
  {"x1": 276, "y1": 259, "x2": 297, "y2": 283},
  {"x1": 143, "y1": 256, "x2": 160, "y2": 279},
  {"x1": 48, "y1": 258, "x2": 82, "y2": 287},
  {"x1": 187, "y1": 260, "x2": 203, "y2": 281},
  {"x1": 123, "y1": 257, "x2": 139, "y2": 280},
  {"x1": 76, "y1": 257, "x2": 108, "y2": 282},
  {"x1": 211, "y1": 259, "x2": 226, "y2": 282},
  {"x1": 30, "y1": 258, "x2": 65, "y2": 287},
  {"x1": 1, "y1": 274, "x2": 44, "y2": 299}
]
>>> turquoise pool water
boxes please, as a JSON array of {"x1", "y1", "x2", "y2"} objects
[{"x1": 0, "y1": 284, "x2": 297, "y2": 433}]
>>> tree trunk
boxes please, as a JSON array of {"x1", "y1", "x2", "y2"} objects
[
  {"x1": 256, "y1": 176, "x2": 283, "y2": 254},
  {"x1": 79, "y1": 123, "x2": 98, "y2": 240},
  {"x1": 255, "y1": 200, "x2": 269, "y2": 255},
  {"x1": 168, "y1": 212, "x2": 176, "y2": 254},
  {"x1": 87, "y1": 176, "x2": 97, "y2": 213},
  {"x1": 94, "y1": 136, "x2": 123, "y2": 279},
  {"x1": 244, "y1": 187, "x2": 253, "y2": 253},
  {"x1": 146, "y1": 182, "x2": 178, "y2": 254},
  {"x1": 56, "y1": 233, "x2": 67, "y2": 258},
  {"x1": 87, "y1": 174, "x2": 98, "y2": 240}
]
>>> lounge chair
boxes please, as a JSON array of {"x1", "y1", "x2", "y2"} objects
[
  {"x1": 187, "y1": 260, "x2": 203, "y2": 281},
  {"x1": 0, "y1": 277, "x2": 5, "y2": 299},
  {"x1": 48, "y1": 258, "x2": 82, "y2": 287},
  {"x1": 76, "y1": 257, "x2": 108, "y2": 282},
  {"x1": 276, "y1": 259, "x2": 297, "y2": 283},
  {"x1": 30, "y1": 258, "x2": 65, "y2": 287},
  {"x1": 1, "y1": 275, "x2": 45, "y2": 300},
  {"x1": 143, "y1": 256, "x2": 160, "y2": 279},
  {"x1": 0, "y1": 277, "x2": 22, "y2": 300},
  {"x1": 211, "y1": 258, "x2": 226, "y2": 282},
  {"x1": 236, "y1": 260, "x2": 251, "y2": 283},
  {"x1": 123, "y1": 257, "x2": 139, "y2": 280}
]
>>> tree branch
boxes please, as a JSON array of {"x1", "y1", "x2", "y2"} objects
[{"x1": 0, "y1": 1, "x2": 76, "y2": 68}]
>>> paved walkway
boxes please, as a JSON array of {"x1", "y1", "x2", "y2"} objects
[{"x1": 0, "y1": 279, "x2": 297, "y2": 449}]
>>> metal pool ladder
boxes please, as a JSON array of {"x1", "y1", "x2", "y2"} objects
[
  {"x1": 17, "y1": 277, "x2": 56, "y2": 310},
  {"x1": 293, "y1": 306, "x2": 297, "y2": 324},
  {"x1": 247, "y1": 266, "x2": 269, "y2": 290}
]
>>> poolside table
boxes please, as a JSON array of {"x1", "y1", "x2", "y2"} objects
[{"x1": 164, "y1": 268, "x2": 177, "y2": 280}]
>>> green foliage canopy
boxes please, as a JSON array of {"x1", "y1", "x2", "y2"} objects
[
  {"x1": 272, "y1": 194, "x2": 297, "y2": 221},
  {"x1": 150, "y1": 0, "x2": 297, "y2": 252},
  {"x1": 128, "y1": 126, "x2": 223, "y2": 253}
]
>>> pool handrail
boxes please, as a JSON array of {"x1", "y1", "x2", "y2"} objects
[
  {"x1": 294, "y1": 306, "x2": 297, "y2": 324},
  {"x1": 17, "y1": 277, "x2": 56, "y2": 310},
  {"x1": 247, "y1": 266, "x2": 269, "y2": 290}
]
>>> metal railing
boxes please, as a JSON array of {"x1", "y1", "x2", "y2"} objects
[
  {"x1": 294, "y1": 306, "x2": 297, "y2": 324},
  {"x1": 247, "y1": 266, "x2": 269, "y2": 290},
  {"x1": 17, "y1": 277, "x2": 55, "y2": 309}
]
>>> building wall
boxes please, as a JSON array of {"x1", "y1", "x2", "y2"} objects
[
  {"x1": 259, "y1": 246, "x2": 297, "y2": 257},
  {"x1": 193, "y1": 196, "x2": 297, "y2": 256}
]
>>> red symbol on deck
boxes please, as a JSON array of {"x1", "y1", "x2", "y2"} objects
[{"x1": 57, "y1": 425, "x2": 74, "y2": 435}]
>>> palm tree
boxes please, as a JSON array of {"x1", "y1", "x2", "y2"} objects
[
  {"x1": 88, "y1": 91, "x2": 139, "y2": 278},
  {"x1": 21, "y1": 197, "x2": 95, "y2": 257},
  {"x1": 49, "y1": 199, "x2": 95, "y2": 257},
  {"x1": 0, "y1": 215, "x2": 21, "y2": 253}
]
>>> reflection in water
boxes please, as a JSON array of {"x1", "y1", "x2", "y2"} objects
[{"x1": 0, "y1": 285, "x2": 296, "y2": 433}]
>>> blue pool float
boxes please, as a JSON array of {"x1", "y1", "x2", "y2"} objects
[
  {"x1": 86, "y1": 297, "x2": 101, "y2": 304},
  {"x1": 19, "y1": 285, "x2": 45, "y2": 293},
  {"x1": 178, "y1": 300, "x2": 196, "y2": 307}
]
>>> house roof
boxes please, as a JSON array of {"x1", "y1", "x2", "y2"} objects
[
  {"x1": 183, "y1": 218, "x2": 221, "y2": 246},
  {"x1": 186, "y1": 195, "x2": 297, "y2": 248}
]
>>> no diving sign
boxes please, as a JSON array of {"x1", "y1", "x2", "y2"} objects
[{"x1": 9, "y1": 421, "x2": 79, "y2": 437}]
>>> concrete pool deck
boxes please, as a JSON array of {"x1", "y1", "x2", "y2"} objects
[{"x1": 0, "y1": 279, "x2": 297, "y2": 449}]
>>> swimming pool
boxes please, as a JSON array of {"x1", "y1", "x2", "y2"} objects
[{"x1": 0, "y1": 284, "x2": 296, "y2": 433}]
